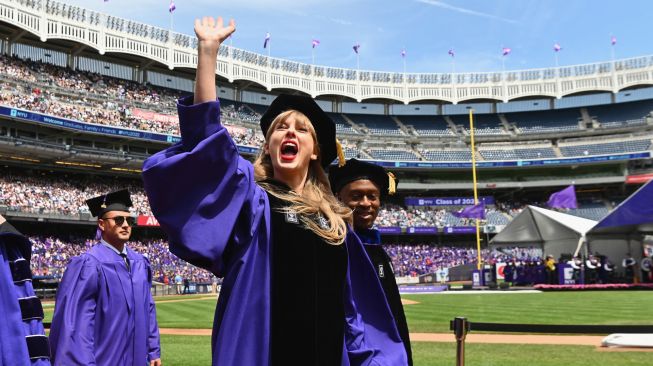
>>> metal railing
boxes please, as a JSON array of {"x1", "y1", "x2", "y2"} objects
[{"x1": 450, "y1": 317, "x2": 653, "y2": 366}]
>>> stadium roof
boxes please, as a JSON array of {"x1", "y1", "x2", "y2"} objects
[{"x1": 587, "y1": 180, "x2": 653, "y2": 236}]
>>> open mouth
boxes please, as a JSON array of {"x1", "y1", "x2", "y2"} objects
[{"x1": 280, "y1": 141, "x2": 298, "y2": 161}]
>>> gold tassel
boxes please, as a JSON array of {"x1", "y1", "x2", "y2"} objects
[
  {"x1": 335, "y1": 139, "x2": 346, "y2": 167},
  {"x1": 388, "y1": 172, "x2": 397, "y2": 195}
]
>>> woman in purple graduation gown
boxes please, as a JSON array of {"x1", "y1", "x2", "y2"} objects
[{"x1": 142, "y1": 16, "x2": 407, "y2": 366}]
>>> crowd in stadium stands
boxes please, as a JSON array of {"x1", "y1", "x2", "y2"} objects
[
  {"x1": 377, "y1": 205, "x2": 446, "y2": 227},
  {"x1": 0, "y1": 55, "x2": 38, "y2": 83},
  {"x1": 387, "y1": 244, "x2": 542, "y2": 277},
  {"x1": 1, "y1": 54, "x2": 179, "y2": 111},
  {"x1": 2, "y1": 167, "x2": 608, "y2": 224},
  {"x1": 376, "y1": 204, "x2": 510, "y2": 227},
  {"x1": 0, "y1": 170, "x2": 153, "y2": 216},
  {"x1": 0, "y1": 54, "x2": 265, "y2": 143},
  {"x1": 0, "y1": 169, "x2": 520, "y2": 225},
  {"x1": 29, "y1": 236, "x2": 214, "y2": 283},
  {"x1": 27, "y1": 233, "x2": 542, "y2": 281},
  {"x1": 2, "y1": 54, "x2": 652, "y2": 161}
]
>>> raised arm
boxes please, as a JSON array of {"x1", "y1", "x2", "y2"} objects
[
  {"x1": 143, "y1": 18, "x2": 266, "y2": 277},
  {"x1": 194, "y1": 16, "x2": 235, "y2": 104}
]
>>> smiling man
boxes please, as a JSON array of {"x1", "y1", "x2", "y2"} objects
[
  {"x1": 329, "y1": 159, "x2": 412, "y2": 365},
  {"x1": 49, "y1": 190, "x2": 161, "y2": 366}
]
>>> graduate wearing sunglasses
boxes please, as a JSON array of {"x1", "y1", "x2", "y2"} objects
[{"x1": 49, "y1": 189, "x2": 161, "y2": 366}]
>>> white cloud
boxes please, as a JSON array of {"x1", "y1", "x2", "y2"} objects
[{"x1": 416, "y1": 0, "x2": 519, "y2": 24}]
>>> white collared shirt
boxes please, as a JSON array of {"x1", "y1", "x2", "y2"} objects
[{"x1": 100, "y1": 238, "x2": 128, "y2": 256}]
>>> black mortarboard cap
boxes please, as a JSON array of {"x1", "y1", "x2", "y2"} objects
[
  {"x1": 260, "y1": 94, "x2": 343, "y2": 168},
  {"x1": 329, "y1": 158, "x2": 397, "y2": 198},
  {"x1": 86, "y1": 189, "x2": 133, "y2": 217}
]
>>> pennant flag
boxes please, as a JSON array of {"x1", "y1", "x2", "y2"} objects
[
  {"x1": 448, "y1": 49, "x2": 455, "y2": 57},
  {"x1": 168, "y1": 0, "x2": 176, "y2": 13},
  {"x1": 401, "y1": 49, "x2": 406, "y2": 58},
  {"x1": 353, "y1": 44, "x2": 360, "y2": 54},
  {"x1": 312, "y1": 39, "x2": 320, "y2": 48},
  {"x1": 263, "y1": 32, "x2": 271, "y2": 49},
  {"x1": 553, "y1": 43, "x2": 562, "y2": 52},
  {"x1": 611, "y1": 35, "x2": 617, "y2": 46},
  {"x1": 502, "y1": 47, "x2": 511, "y2": 56},
  {"x1": 547, "y1": 185, "x2": 578, "y2": 209},
  {"x1": 452, "y1": 202, "x2": 486, "y2": 219}
]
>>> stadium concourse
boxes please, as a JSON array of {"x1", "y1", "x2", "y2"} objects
[{"x1": 1, "y1": 1, "x2": 653, "y2": 363}]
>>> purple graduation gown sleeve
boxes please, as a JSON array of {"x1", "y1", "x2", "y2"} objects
[
  {"x1": 147, "y1": 289, "x2": 161, "y2": 360},
  {"x1": 0, "y1": 234, "x2": 31, "y2": 366},
  {"x1": 343, "y1": 232, "x2": 409, "y2": 365},
  {"x1": 142, "y1": 96, "x2": 265, "y2": 277},
  {"x1": 142, "y1": 96, "x2": 271, "y2": 366},
  {"x1": 0, "y1": 226, "x2": 51, "y2": 366},
  {"x1": 49, "y1": 256, "x2": 98, "y2": 365}
]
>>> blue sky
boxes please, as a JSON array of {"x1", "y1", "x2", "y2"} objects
[{"x1": 67, "y1": 0, "x2": 652, "y2": 73}]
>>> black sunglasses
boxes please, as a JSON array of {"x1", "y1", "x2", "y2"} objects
[{"x1": 102, "y1": 216, "x2": 136, "y2": 226}]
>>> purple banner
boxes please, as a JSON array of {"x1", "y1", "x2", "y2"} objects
[
  {"x1": 406, "y1": 227, "x2": 438, "y2": 234},
  {"x1": 443, "y1": 226, "x2": 478, "y2": 235},
  {"x1": 405, "y1": 196, "x2": 494, "y2": 206},
  {"x1": 377, "y1": 227, "x2": 402, "y2": 234}
]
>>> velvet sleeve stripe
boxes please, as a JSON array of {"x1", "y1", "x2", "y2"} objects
[
  {"x1": 10, "y1": 258, "x2": 32, "y2": 283},
  {"x1": 18, "y1": 296, "x2": 44, "y2": 321},
  {"x1": 25, "y1": 335, "x2": 50, "y2": 360}
]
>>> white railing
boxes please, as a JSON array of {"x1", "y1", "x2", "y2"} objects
[{"x1": 2, "y1": 0, "x2": 653, "y2": 103}]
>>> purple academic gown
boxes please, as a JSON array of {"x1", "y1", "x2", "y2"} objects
[
  {"x1": 142, "y1": 96, "x2": 408, "y2": 365},
  {"x1": 49, "y1": 244, "x2": 161, "y2": 366},
  {"x1": 0, "y1": 222, "x2": 51, "y2": 366}
]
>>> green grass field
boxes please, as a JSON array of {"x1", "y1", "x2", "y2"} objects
[
  {"x1": 46, "y1": 290, "x2": 653, "y2": 365},
  {"x1": 154, "y1": 290, "x2": 653, "y2": 331},
  {"x1": 402, "y1": 291, "x2": 653, "y2": 333},
  {"x1": 159, "y1": 335, "x2": 653, "y2": 366}
]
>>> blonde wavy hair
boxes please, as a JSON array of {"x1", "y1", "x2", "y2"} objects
[{"x1": 253, "y1": 110, "x2": 352, "y2": 245}]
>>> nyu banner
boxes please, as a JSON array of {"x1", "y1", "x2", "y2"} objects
[
  {"x1": 2, "y1": 106, "x2": 181, "y2": 144},
  {"x1": 377, "y1": 227, "x2": 402, "y2": 234},
  {"x1": 406, "y1": 227, "x2": 438, "y2": 235},
  {"x1": 405, "y1": 196, "x2": 494, "y2": 206},
  {"x1": 443, "y1": 226, "x2": 478, "y2": 235}
]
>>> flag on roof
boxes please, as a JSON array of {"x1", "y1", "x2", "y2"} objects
[{"x1": 264, "y1": 32, "x2": 271, "y2": 49}]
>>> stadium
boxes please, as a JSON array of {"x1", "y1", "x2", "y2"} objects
[{"x1": 1, "y1": 0, "x2": 652, "y2": 365}]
